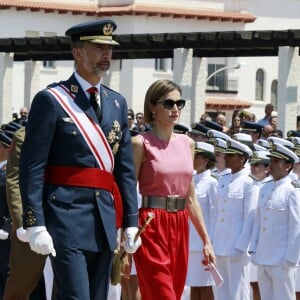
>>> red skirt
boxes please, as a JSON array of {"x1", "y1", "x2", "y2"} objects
[{"x1": 133, "y1": 207, "x2": 189, "y2": 300}]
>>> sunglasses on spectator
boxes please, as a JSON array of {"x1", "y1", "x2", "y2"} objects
[
  {"x1": 157, "y1": 99, "x2": 186, "y2": 110},
  {"x1": 136, "y1": 116, "x2": 143, "y2": 119}
]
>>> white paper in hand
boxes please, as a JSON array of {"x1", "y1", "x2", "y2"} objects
[{"x1": 208, "y1": 263, "x2": 224, "y2": 287}]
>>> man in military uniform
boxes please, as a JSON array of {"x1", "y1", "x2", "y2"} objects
[
  {"x1": 19, "y1": 19, "x2": 141, "y2": 299},
  {"x1": 4, "y1": 126, "x2": 48, "y2": 300},
  {"x1": 250, "y1": 143, "x2": 300, "y2": 300},
  {"x1": 212, "y1": 139, "x2": 259, "y2": 300}
]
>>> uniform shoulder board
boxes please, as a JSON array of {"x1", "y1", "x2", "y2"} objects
[
  {"x1": 291, "y1": 180, "x2": 300, "y2": 188},
  {"x1": 47, "y1": 81, "x2": 59, "y2": 88},
  {"x1": 249, "y1": 174, "x2": 259, "y2": 181}
]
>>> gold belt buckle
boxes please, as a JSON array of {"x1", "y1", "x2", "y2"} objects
[{"x1": 166, "y1": 195, "x2": 179, "y2": 212}]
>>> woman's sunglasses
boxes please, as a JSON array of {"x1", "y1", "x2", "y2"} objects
[{"x1": 157, "y1": 99, "x2": 186, "y2": 110}]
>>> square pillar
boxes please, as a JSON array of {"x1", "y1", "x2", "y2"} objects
[
  {"x1": 0, "y1": 53, "x2": 13, "y2": 124},
  {"x1": 24, "y1": 61, "x2": 41, "y2": 109},
  {"x1": 277, "y1": 46, "x2": 300, "y2": 136}
]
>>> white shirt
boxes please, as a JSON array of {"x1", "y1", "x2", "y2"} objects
[
  {"x1": 212, "y1": 168, "x2": 260, "y2": 256},
  {"x1": 250, "y1": 175, "x2": 300, "y2": 266}
]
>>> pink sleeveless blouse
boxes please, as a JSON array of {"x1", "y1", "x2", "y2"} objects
[{"x1": 138, "y1": 132, "x2": 193, "y2": 197}]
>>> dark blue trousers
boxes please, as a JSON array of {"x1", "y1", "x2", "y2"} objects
[{"x1": 50, "y1": 243, "x2": 113, "y2": 300}]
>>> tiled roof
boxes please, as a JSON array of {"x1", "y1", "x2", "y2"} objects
[
  {"x1": 206, "y1": 97, "x2": 252, "y2": 110},
  {"x1": 0, "y1": 1, "x2": 256, "y2": 22}
]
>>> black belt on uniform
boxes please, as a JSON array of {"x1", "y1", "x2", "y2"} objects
[{"x1": 142, "y1": 195, "x2": 186, "y2": 212}]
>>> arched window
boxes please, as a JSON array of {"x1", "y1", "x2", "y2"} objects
[
  {"x1": 271, "y1": 79, "x2": 278, "y2": 109},
  {"x1": 255, "y1": 69, "x2": 264, "y2": 101}
]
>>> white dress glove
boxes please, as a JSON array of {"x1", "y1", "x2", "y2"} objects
[
  {"x1": 27, "y1": 226, "x2": 56, "y2": 256},
  {"x1": 0, "y1": 229, "x2": 9, "y2": 240},
  {"x1": 124, "y1": 227, "x2": 142, "y2": 254},
  {"x1": 16, "y1": 226, "x2": 29, "y2": 243}
]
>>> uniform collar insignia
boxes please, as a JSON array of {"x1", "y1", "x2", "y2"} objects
[
  {"x1": 70, "y1": 85, "x2": 78, "y2": 93},
  {"x1": 103, "y1": 89, "x2": 108, "y2": 97}
]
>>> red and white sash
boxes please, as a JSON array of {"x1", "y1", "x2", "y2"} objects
[{"x1": 47, "y1": 84, "x2": 114, "y2": 173}]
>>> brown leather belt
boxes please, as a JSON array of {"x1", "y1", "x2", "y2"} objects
[{"x1": 142, "y1": 195, "x2": 186, "y2": 212}]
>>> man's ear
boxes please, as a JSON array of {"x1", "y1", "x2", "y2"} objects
[{"x1": 72, "y1": 48, "x2": 82, "y2": 61}]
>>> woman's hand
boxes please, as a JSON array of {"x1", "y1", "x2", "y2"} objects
[{"x1": 202, "y1": 241, "x2": 216, "y2": 266}]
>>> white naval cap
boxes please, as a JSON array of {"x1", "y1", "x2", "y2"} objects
[
  {"x1": 267, "y1": 136, "x2": 295, "y2": 149},
  {"x1": 249, "y1": 150, "x2": 270, "y2": 165},
  {"x1": 253, "y1": 143, "x2": 266, "y2": 151},
  {"x1": 268, "y1": 143, "x2": 299, "y2": 163},
  {"x1": 214, "y1": 138, "x2": 227, "y2": 153},
  {"x1": 226, "y1": 139, "x2": 253, "y2": 157},
  {"x1": 195, "y1": 141, "x2": 216, "y2": 161},
  {"x1": 256, "y1": 138, "x2": 270, "y2": 149},
  {"x1": 207, "y1": 129, "x2": 231, "y2": 141},
  {"x1": 233, "y1": 132, "x2": 252, "y2": 143}
]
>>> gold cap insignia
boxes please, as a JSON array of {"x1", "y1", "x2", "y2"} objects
[{"x1": 103, "y1": 23, "x2": 113, "y2": 36}]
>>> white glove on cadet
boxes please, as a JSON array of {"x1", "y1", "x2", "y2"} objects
[
  {"x1": 0, "y1": 229, "x2": 9, "y2": 240},
  {"x1": 124, "y1": 227, "x2": 142, "y2": 254},
  {"x1": 16, "y1": 226, "x2": 29, "y2": 243},
  {"x1": 27, "y1": 226, "x2": 56, "y2": 256}
]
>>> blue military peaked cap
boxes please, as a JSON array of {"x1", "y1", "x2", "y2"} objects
[
  {"x1": 65, "y1": 19, "x2": 119, "y2": 45},
  {"x1": 241, "y1": 121, "x2": 264, "y2": 135},
  {"x1": 204, "y1": 120, "x2": 223, "y2": 132},
  {"x1": 190, "y1": 122, "x2": 208, "y2": 136},
  {"x1": 0, "y1": 132, "x2": 12, "y2": 148},
  {"x1": 174, "y1": 123, "x2": 190, "y2": 134},
  {"x1": 287, "y1": 130, "x2": 300, "y2": 139}
]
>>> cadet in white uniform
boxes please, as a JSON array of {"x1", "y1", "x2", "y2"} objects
[
  {"x1": 250, "y1": 143, "x2": 300, "y2": 300},
  {"x1": 249, "y1": 150, "x2": 272, "y2": 300},
  {"x1": 206, "y1": 130, "x2": 231, "y2": 179},
  {"x1": 186, "y1": 142, "x2": 218, "y2": 300},
  {"x1": 290, "y1": 137, "x2": 300, "y2": 298},
  {"x1": 212, "y1": 139, "x2": 259, "y2": 300}
]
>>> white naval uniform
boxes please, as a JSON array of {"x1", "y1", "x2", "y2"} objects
[
  {"x1": 212, "y1": 168, "x2": 260, "y2": 300},
  {"x1": 289, "y1": 172, "x2": 300, "y2": 292},
  {"x1": 250, "y1": 175, "x2": 300, "y2": 300},
  {"x1": 186, "y1": 170, "x2": 218, "y2": 286},
  {"x1": 250, "y1": 176, "x2": 272, "y2": 283}
]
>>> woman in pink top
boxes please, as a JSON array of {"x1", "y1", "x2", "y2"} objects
[{"x1": 132, "y1": 79, "x2": 215, "y2": 300}]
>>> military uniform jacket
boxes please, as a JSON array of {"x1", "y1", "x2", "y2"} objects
[
  {"x1": 19, "y1": 74, "x2": 138, "y2": 252},
  {"x1": 212, "y1": 168, "x2": 260, "y2": 256},
  {"x1": 6, "y1": 127, "x2": 25, "y2": 230},
  {"x1": 250, "y1": 176, "x2": 300, "y2": 266}
]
